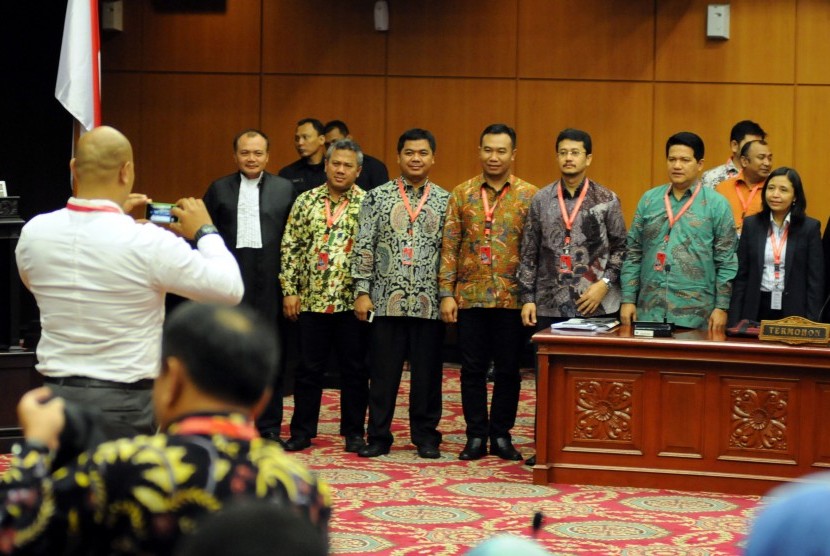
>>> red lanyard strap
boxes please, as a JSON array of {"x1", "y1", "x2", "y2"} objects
[
  {"x1": 324, "y1": 196, "x2": 349, "y2": 229},
  {"x1": 663, "y1": 182, "x2": 701, "y2": 242},
  {"x1": 769, "y1": 225, "x2": 789, "y2": 282},
  {"x1": 556, "y1": 178, "x2": 590, "y2": 247},
  {"x1": 481, "y1": 182, "x2": 510, "y2": 240},
  {"x1": 66, "y1": 200, "x2": 122, "y2": 214},
  {"x1": 397, "y1": 177, "x2": 431, "y2": 231}
]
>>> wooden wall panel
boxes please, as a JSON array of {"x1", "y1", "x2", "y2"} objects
[
  {"x1": 137, "y1": 74, "x2": 261, "y2": 202},
  {"x1": 261, "y1": 76, "x2": 387, "y2": 172},
  {"x1": 100, "y1": 0, "x2": 144, "y2": 71},
  {"x1": 516, "y1": 80, "x2": 654, "y2": 222},
  {"x1": 794, "y1": 86, "x2": 830, "y2": 231},
  {"x1": 387, "y1": 1, "x2": 518, "y2": 78},
  {"x1": 384, "y1": 78, "x2": 517, "y2": 190},
  {"x1": 262, "y1": 0, "x2": 386, "y2": 75},
  {"x1": 796, "y1": 0, "x2": 830, "y2": 84},
  {"x1": 653, "y1": 83, "x2": 796, "y2": 190},
  {"x1": 656, "y1": 0, "x2": 796, "y2": 84},
  {"x1": 518, "y1": 0, "x2": 654, "y2": 81},
  {"x1": 139, "y1": 0, "x2": 261, "y2": 73}
]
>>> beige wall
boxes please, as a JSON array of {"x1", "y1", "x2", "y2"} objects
[{"x1": 102, "y1": 0, "x2": 830, "y2": 227}]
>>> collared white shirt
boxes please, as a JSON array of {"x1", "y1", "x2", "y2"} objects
[
  {"x1": 236, "y1": 173, "x2": 263, "y2": 248},
  {"x1": 761, "y1": 213, "x2": 790, "y2": 292},
  {"x1": 15, "y1": 197, "x2": 244, "y2": 382}
]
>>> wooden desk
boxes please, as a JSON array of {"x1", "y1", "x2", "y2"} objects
[
  {"x1": 532, "y1": 326, "x2": 830, "y2": 495},
  {"x1": 0, "y1": 351, "x2": 40, "y2": 452}
]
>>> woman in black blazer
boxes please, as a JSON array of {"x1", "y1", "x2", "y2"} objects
[{"x1": 728, "y1": 167, "x2": 824, "y2": 326}]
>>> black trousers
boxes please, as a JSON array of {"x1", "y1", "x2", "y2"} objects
[
  {"x1": 366, "y1": 317, "x2": 444, "y2": 448},
  {"x1": 457, "y1": 308, "x2": 526, "y2": 440},
  {"x1": 290, "y1": 311, "x2": 369, "y2": 439}
]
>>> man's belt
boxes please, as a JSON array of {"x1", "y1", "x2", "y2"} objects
[{"x1": 44, "y1": 376, "x2": 154, "y2": 390}]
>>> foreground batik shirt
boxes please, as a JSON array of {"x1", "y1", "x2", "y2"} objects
[{"x1": 0, "y1": 414, "x2": 331, "y2": 555}]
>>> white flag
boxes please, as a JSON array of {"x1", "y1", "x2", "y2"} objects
[{"x1": 55, "y1": 0, "x2": 101, "y2": 132}]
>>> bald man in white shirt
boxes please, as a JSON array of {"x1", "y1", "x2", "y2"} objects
[{"x1": 16, "y1": 126, "x2": 243, "y2": 440}]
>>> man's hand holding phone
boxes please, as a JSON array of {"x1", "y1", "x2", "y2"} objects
[{"x1": 169, "y1": 198, "x2": 214, "y2": 240}]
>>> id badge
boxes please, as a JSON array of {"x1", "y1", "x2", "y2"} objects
[
  {"x1": 316, "y1": 251, "x2": 329, "y2": 271},
  {"x1": 402, "y1": 245, "x2": 414, "y2": 266},
  {"x1": 480, "y1": 245, "x2": 492, "y2": 265},
  {"x1": 559, "y1": 254, "x2": 572, "y2": 272},
  {"x1": 653, "y1": 251, "x2": 666, "y2": 272},
  {"x1": 771, "y1": 289, "x2": 783, "y2": 310}
]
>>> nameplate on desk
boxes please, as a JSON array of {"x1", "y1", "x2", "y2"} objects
[
  {"x1": 759, "y1": 316, "x2": 830, "y2": 345},
  {"x1": 632, "y1": 321, "x2": 673, "y2": 337}
]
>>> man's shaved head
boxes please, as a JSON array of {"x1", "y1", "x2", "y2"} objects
[{"x1": 73, "y1": 126, "x2": 133, "y2": 183}]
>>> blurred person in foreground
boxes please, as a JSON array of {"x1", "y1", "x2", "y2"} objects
[{"x1": 0, "y1": 302, "x2": 330, "y2": 555}]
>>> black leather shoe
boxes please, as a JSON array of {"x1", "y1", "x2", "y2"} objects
[
  {"x1": 261, "y1": 431, "x2": 287, "y2": 449},
  {"x1": 525, "y1": 455, "x2": 537, "y2": 466},
  {"x1": 490, "y1": 437, "x2": 522, "y2": 461},
  {"x1": 458, "y1": 438, "x2": 487, "y2": 460},
  {"x1": 284, "y1": 437, "x2": 311, "y2": 452},
  {"x1": 344, "y1": 436, "x2": 366, "y2": 453},
  {"x1": 358, "y1": 443, "x2": 390, "y2": 458},
  {"x1": 417, "y1": 444, "x2": 441, "y2": 459}
]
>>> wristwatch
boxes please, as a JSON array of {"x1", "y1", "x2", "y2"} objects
[
  {"x1": 601, "y1": 277, "x2": 612, "y2": 286},
  {"x1": 194, "y1": 224, "x2": 219, "y2": 243}
]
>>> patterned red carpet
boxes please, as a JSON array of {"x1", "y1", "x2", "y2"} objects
[
  {"x1": 287, "y1": 367, "x2": 761, "y2": 555},
  {"x1": 0, "y1": 369, "x2": 761, "y2": 554}
]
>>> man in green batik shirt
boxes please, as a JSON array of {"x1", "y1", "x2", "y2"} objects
[
  {"x1": 280, "y1": 139, "x2": 369, "y2": 454},
  {"x1": 620, "y1": 132, "x2": 737, "y2": 331}
]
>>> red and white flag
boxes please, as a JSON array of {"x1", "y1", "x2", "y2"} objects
[{"x1": 55, "y1": 0, "x2": 101, "y2": 132}]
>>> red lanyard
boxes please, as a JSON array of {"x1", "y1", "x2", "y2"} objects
[
  {"x1": 734, "y1": 180, "x2": 762, "y2": 219},
  {"x1": 769, "y1": 224, "x2": 789, "y2": 283},
  {"x1": 663, "y1": 183, "x2": 701, "y2": 242},
  {"x1": 169, "y1": 415, "x2": 259, "y2": 440},
  {"x1": 556, "y1": 178, "x2": 589, "y2": 248},
  {"x1": 481, "y1": 181, "x2": 510, "y2": 241},
  {"x1": 324, "y1": 196, "x2": 349, "y2": 230},
  {"x1": 66, "y1": 199, "x2": 122, "y2": 214},
  {"x1": 397, "y1": 177, "x2": 431, "y2": 231}
]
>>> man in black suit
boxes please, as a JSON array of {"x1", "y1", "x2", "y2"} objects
[
  {"x1": 323, "y1": 120, "x2": 389, "y2": 191},
  {"x1": 279, "y1": 118, "x2": 328, "y2": 196},
  {"x1": 204, "y1": 129, "x2": 294, "y2": 443}
]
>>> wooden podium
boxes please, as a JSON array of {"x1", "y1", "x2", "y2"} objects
[{"x1": 532, "y1": 326, "x2": 830, "y2": 495}]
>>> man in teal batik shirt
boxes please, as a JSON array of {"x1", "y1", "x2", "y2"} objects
[{"x1": 620, "y1": 132, "x2": 737, "y2": 331}]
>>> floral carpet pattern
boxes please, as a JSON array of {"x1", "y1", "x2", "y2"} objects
[
  {"x1": 0, "y1": 368, "x2": 761, "y2": 554},
  {"x1": 286, "y1": 368, "x2": 761, "y2": 555}
]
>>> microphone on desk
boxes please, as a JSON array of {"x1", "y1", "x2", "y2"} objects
[{"x1": 663, "y1": 263, "x2": 673, "y2": 326}]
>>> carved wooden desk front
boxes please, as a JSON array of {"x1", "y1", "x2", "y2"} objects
[{"x1": 532, "y1": 326, "x2": 830, "y2": 495}]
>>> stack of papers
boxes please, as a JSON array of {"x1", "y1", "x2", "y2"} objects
[{"x1": 551, "y1": 318, "x2": 621, "y2": 331}]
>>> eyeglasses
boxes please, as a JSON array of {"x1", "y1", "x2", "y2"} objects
[{"x1": 557, "y1": 149, "x2": 586, "y2": 158}]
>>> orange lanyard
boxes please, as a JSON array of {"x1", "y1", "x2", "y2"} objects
[
  {"x1": 663, "y1": 183, "x2": 701, "y2": 242},
  {"x1": 556, "y1": 178, "x2": 589, "y2": 249},
  {"x1": 769, "y1": 224, "x2": 789, "y2": 283},
  {"x1": 397, "y1": 177, "x2": 431, "y2": 232},
  {"x1": 734, "y1": 179, "x2": 762, "y2": 220},
  {"x1": 481, "y1": 182, "x2": 510, "y2": 241},
  {"x1": 169, "y1": 415, "x2": 258, "y2": 440}
]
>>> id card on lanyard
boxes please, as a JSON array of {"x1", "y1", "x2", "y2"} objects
[
  {"x1": 556, "y1": 178, "x2": 589, "y2": 280},
  {"x1": 317, "y1": 196, "x2": 349, "y2": 271},
  {"x1": 657, "y1": 183, "x2": 701, "y2": 271},
  {"x1": 769, "y1": 225, "x2": 789, "y2": 310},
  {"x1": 480, "y1": 181, "x2": 510, "y2": 265},
  {"x1": 398, "y1": 178, "x2": 431, "y2": 266}
]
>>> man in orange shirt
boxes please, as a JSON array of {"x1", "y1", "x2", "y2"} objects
[{"x1": 715, "y1": 140, "x2": 773, "y2": 236}]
